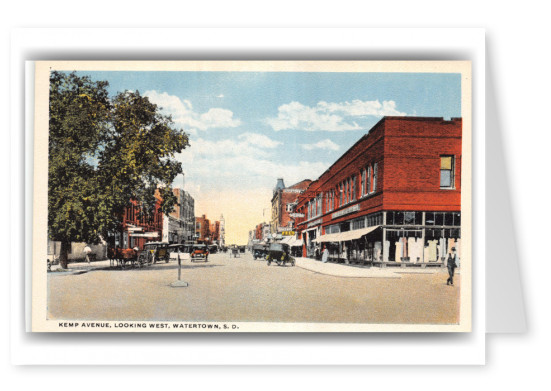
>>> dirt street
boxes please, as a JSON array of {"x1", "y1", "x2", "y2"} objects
[{"x1": 47, "y1": 252, "x2": 460, "y2": 324}]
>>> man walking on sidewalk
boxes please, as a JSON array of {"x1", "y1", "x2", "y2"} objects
[
  {"x1": 83, "y1": 245, "x2": 92, "y2": 264},
  {"x1": 446, "y1": 247, "x2": 458, "y2": 285}
]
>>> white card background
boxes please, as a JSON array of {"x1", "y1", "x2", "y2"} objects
[{"x1": 11, "y1": 27, "x2": 486, "y2": 365}]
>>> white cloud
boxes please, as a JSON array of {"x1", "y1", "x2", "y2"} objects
[
  {"x1": 301, "y1": 139, "x2": 340, "y2": 151},
  {"x1": 238, "y1": 132, "x2": 282, "y2": 148},
  {"x1": 267, "y1": 99, "x2": 407, "y2": 132},
  {"x1": 176, "y1": 135, "x2": 323, "y2": 190},
  {"x1": 216, "y1": 94, "x2": 224, "y2": 98},
  {"x1": 144, "y1": 90, "x2": 241, "y2": 134},
  {"x1": 180, "y1": 133, "x2": 281, "y2": 162}
]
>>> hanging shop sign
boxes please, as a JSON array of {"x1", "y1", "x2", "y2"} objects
[{"x1": 289, "y1": 213, "x2": 305, "y2": 218}]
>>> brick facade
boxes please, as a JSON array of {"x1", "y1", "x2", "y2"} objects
[
  {"x1": 294, "y1": 116, "x2": 462, "y2": 266},
  {"x1": 270, "y1": 179, "x2": 312, "y2": 234}
]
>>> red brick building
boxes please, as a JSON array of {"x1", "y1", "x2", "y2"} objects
[
  {"x1": 117, "y1": 193, "x2": 164, "y2": 250},
  {"x1": 210, "y1": 221, "x2": 221, "y2": 243},
  {"x1": 195, "y1": 214, "x2": 211, "y2": 243},
  {"x1": 294, "y1": 116, "x2": 462, "y2": 267},
  {"x1": 270, "y1": 178, "x2": 312, "y2": 235}
]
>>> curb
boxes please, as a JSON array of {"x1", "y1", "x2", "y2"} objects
[{"x1": 295, "y1": 258, "x2": 401, "y2": 279}]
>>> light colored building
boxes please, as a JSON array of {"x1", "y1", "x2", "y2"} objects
[
  {"x1": 163, "y1": 188, "x2": 196, "y2": 244},
  {"x1": 219, "y1": 214, "x2": 225, "y2": 247}
]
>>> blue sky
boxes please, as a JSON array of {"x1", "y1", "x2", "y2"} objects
[{"x1": 75, "y1": 70, "x2": 461, "y2": 243}]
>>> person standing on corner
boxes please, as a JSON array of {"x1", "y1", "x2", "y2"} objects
[
  {"x1": 446, "y1": 247, "x2": 458, "y2": 285},
  {"x1": 321, "y1": 245, "x2": 329, "y2": 263},
  {"x1": 83, "y1": 244, "x2": 92, "y2": 264}
]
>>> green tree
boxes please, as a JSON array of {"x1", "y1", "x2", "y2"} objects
[{"x1": 48, "y1": 72, "x2": 189, "y2": 268}]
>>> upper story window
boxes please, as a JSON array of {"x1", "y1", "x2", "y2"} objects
[
  {"x1": 317, "y1": 194, "x2": 322, "y2": 216},
  {"x1": 360, "y1": 168, "x2": 366, "y2": 197},
  {"x1": 367, "y1": 166, "x2": 372, "y2": 194},
  {"x1": 372, "y1": 162, "x2": 378, "y2": 192},
  {"x1": 440, "y1": 155, "x2": 455, "y2": 189}
]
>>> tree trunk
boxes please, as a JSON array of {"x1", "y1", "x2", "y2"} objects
[{"x1": 59, "y1": 240, "x2": 70, "y2": 269}]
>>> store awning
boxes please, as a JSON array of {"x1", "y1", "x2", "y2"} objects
[
  {"x1": 280, "y1": 236, "x2": 293, "y2": 244},
  {"x1": 129, "y1": 232, "x2": 159, "y2": 238},
  {"x1": 289, "y1": 238, "x2": 304, "y2": 247},
  {"x1": 313, "y1": 226, "x2": 380, "y2": 243}
]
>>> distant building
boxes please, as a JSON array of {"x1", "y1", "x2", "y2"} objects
[
  {"x1": 116, "y1": 194, "x2": 164, "y2": 250},
  {"x1": 163, "y1": 188, "x2": 195, "y2": 244},
  {"x1": 195, "y1": 214, "x2": 211, "y2": 243},
  {"x1": 270, "y1": 178, "x2": 312, "y2": 235},
  {"x1": 219, "y1": 214, "x2": 226, "y2": 247},
  {"x1": 210, "y1": 220, "x2": 221, "y2": 244},
  {"x1": 181, "y1": 191, "x2": 196, "y2": 242}
]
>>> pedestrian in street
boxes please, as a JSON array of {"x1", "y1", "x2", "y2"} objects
[
  {"x1": 83, "y1": 244, "x2": 92, "y2": 264},
  {"x1": 446, "y1": 247, "x2": 458, "y2": 285},
  {"x1": 321, "y1": 245, "x2": 329, "y2": 263}
]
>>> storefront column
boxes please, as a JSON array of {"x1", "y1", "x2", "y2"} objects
[
  {"x1": 382, "y1": 212, "x2": 388, "y2": 263},
  {"x1": 421, "y1": 212, "x2": 426, "y2": 265},
  {"x1": 382, "y1": 228, "x2": 387, "y2": 263}
]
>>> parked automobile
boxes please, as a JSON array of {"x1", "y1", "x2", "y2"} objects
[
  {"x1": 168, "y1": 244, "x2": 192, "y2": 262},
  {"x1": 266, "y1": 243, "x2": 295, "y2": 266},
  {"x1": 191, "y1": 244, "x2": 209, "y2": 262},
  {"x1": 252, "y1": 244, "x2": 268, "y2": 260},
  {"x1": 141, "y1": 242, "x2": 170, "y2": 264}
]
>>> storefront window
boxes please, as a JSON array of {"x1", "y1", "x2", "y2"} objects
[
  {"x1": 394, "y1": 211, "x2": 404, "y2": 225},
  {"x1": 435, "y1": 212, "x2": 444, "y2": 226},
  {"x1": 352, "y1": 218, "x2": 365, "y2": 230},
  {"x1": 425, "y1": 212, "x2": 434, "y2": 225},
  {"x1": 454, "y1": 212, "x2": 461, "y2": 226}
]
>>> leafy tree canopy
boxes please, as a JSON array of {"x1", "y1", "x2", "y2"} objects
[{"x1": 48, "y1": 71, "x2": 189, "y2": 257}]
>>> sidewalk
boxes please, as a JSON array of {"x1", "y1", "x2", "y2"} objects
[
  {"x1": 295, "y1": 257, "x2": 401, "y2": 278},
  {"x1": 294, "y1": 257, "x2": 449, "y2": 278},
  {"x1": 49, "y1": 259, "x2": 113, "y2": 274}
]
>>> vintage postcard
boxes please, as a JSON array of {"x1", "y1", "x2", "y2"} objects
[{"x1": 32, "y1": 61, "x2": 472, "y2": 332}]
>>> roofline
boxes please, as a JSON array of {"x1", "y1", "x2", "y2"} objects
[{"x1": 316, "y1": 116, "x2": 461, "y2": 183}]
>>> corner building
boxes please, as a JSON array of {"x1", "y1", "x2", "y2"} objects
[{"x1": 294, "y1": 116, "x2": 462, "y2": 267}]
